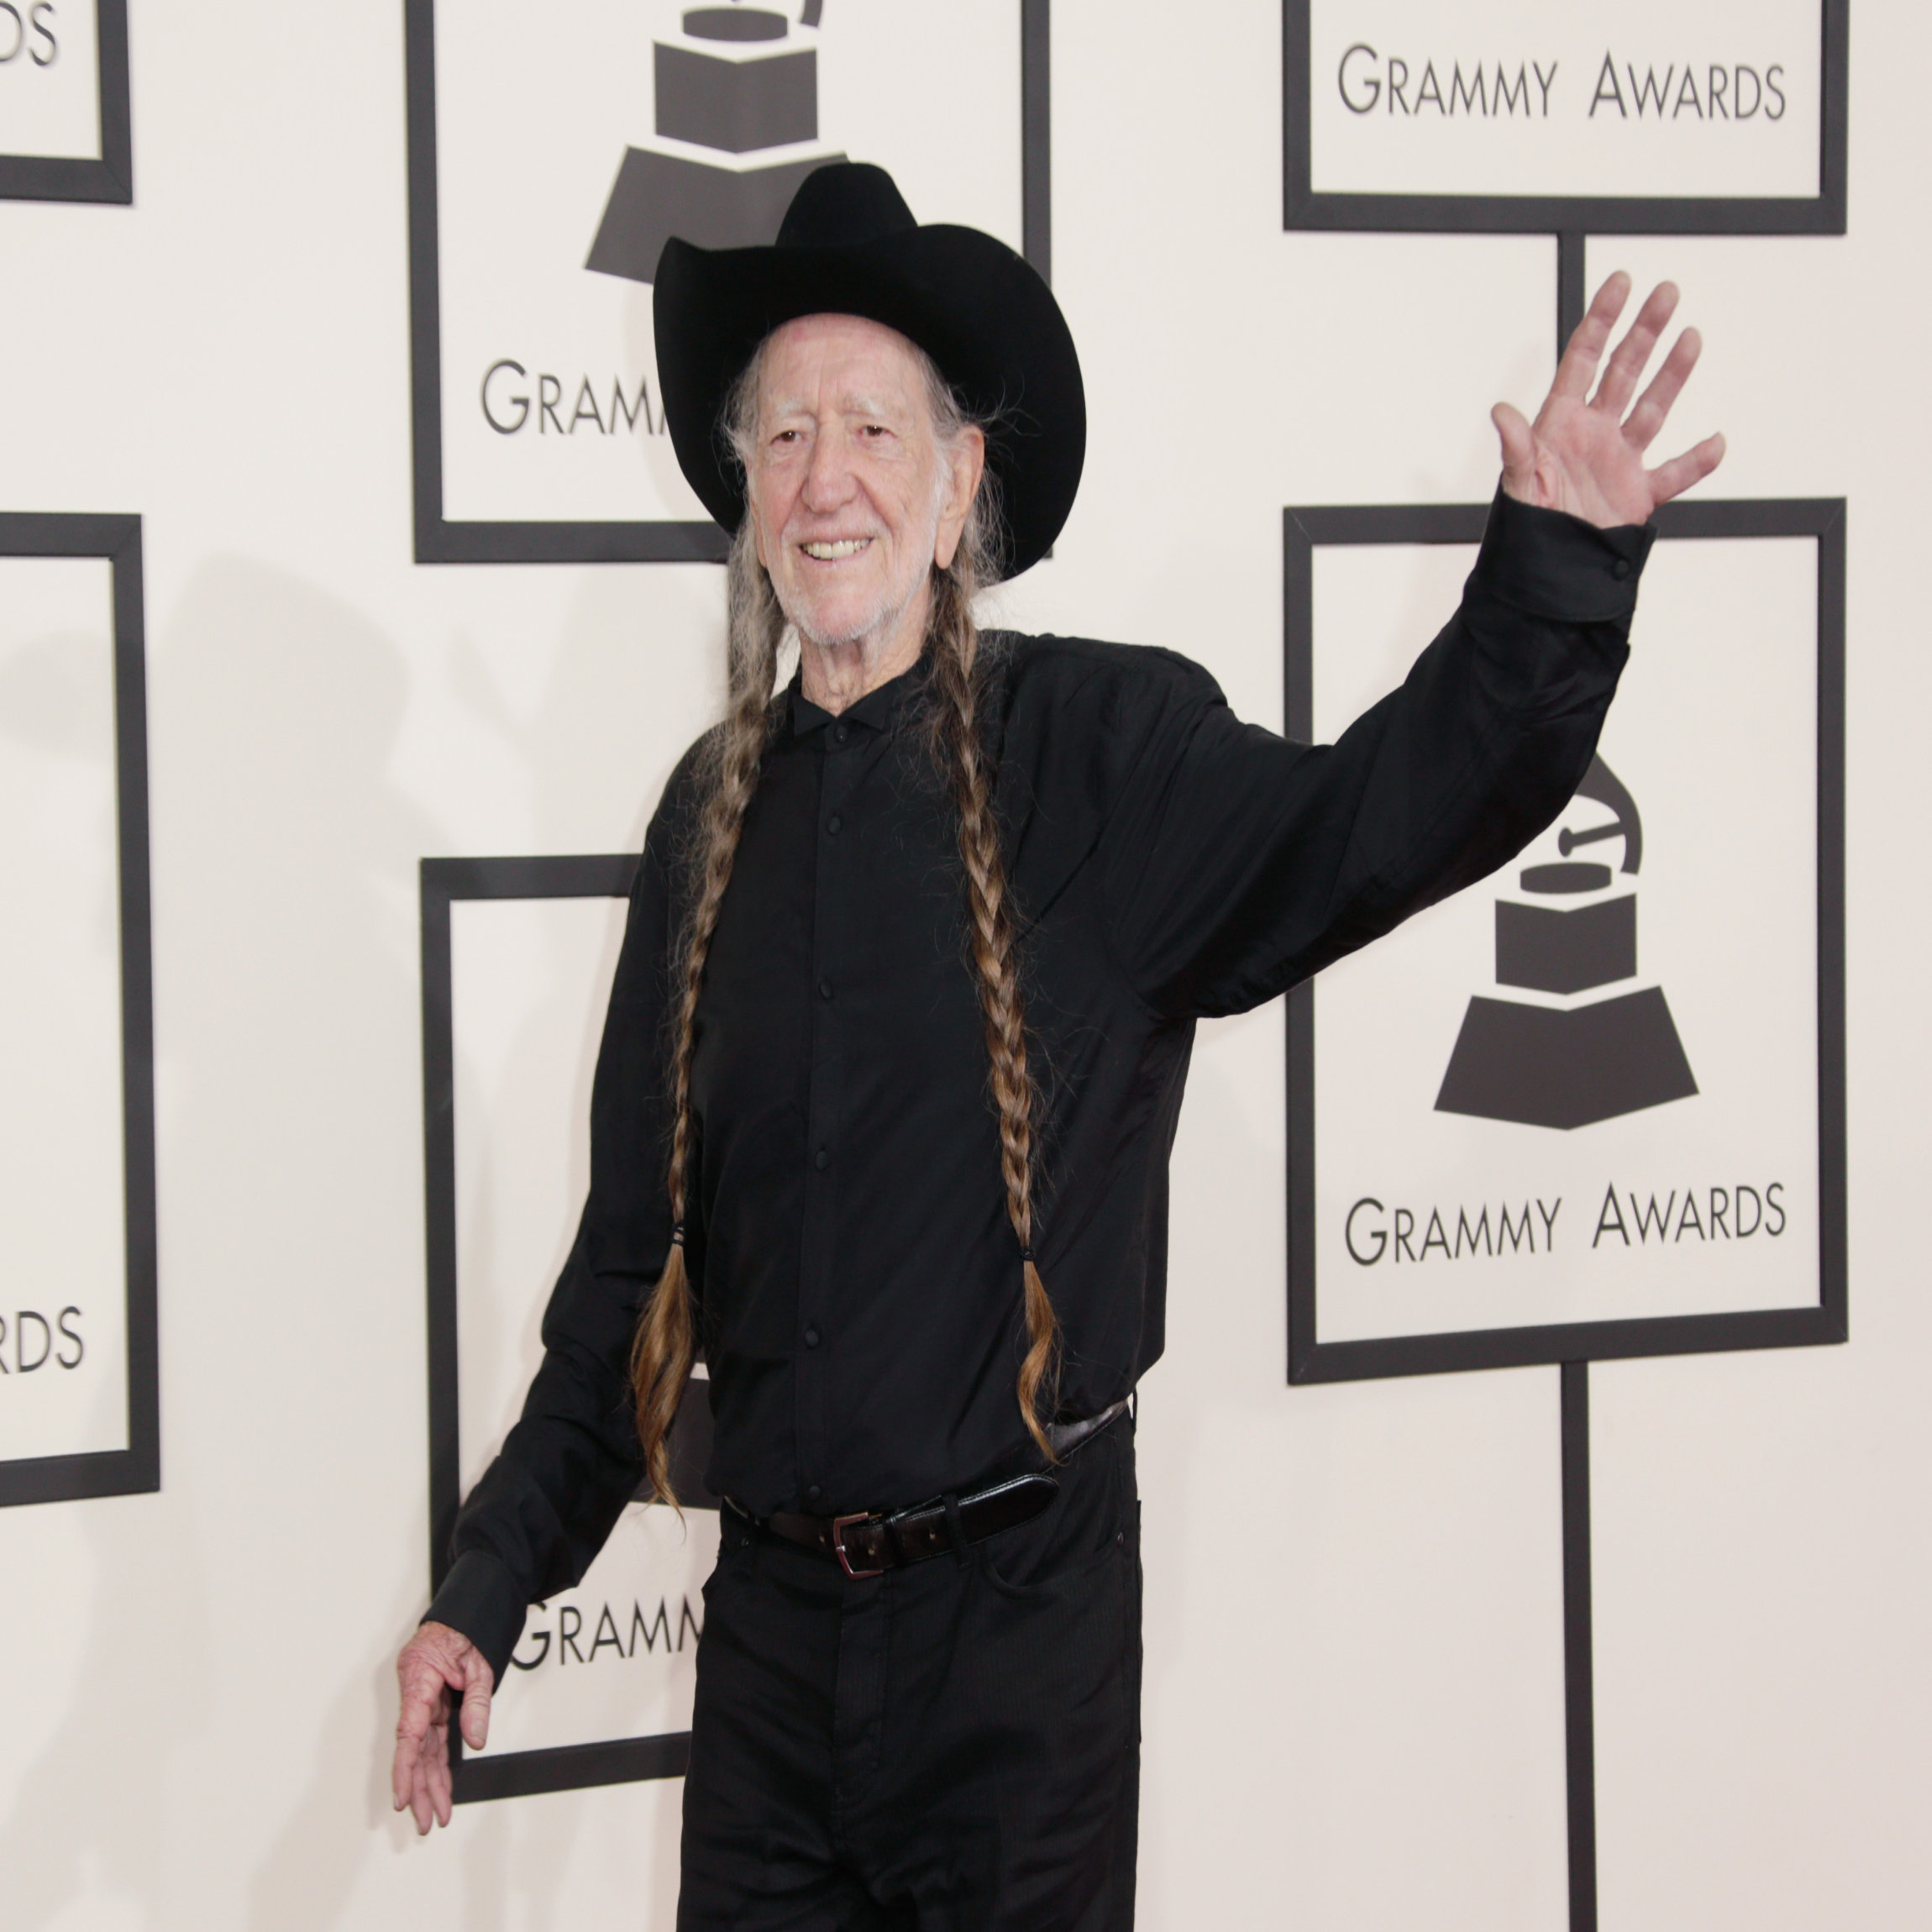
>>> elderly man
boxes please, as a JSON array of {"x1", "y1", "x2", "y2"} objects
[{"x1": 391, "y1": 163, "x2": 1721, "y2": 1925}]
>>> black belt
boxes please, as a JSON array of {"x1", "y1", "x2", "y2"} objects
[
  {"x1": 1043, "y1": 1395, "x2": 1131, "y2": 1460},
  {"x1": 729, "y1": 1398, "x2": 1131, "y2": 1581}
]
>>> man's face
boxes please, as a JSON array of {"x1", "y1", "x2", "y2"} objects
[{"x1": 747, "y1": 313, "x2": 974, "y2": 654}]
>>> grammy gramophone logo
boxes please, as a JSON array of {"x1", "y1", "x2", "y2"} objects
[
  {"x1": 587, "y1": 1, "x2": 844, "y2": 285},
  {"x1": 1435, "y1": 756, "x2": 1698, "y2": 1131}
]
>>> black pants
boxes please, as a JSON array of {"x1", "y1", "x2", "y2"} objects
[{"x1": 678, "y1": 1419, "x2": 1142, "y2": 1930}]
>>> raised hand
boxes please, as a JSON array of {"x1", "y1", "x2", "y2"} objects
[
  {"x1": 1494, "y1": 272, "x2": 1725, "y2": 528},
  {"x1": 391, "y1": 1620, "x2": 494, "y2": 1835}
]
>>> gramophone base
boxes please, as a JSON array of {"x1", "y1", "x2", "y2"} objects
[
  {"x1": 1435, "y1": 986, "x2": 1698, "y2": 1131},
  {"x1": 587, "y1": 147, "x2": 844, "y2": 285}
]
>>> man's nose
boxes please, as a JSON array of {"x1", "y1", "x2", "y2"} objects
[{"x1": 801, "y1": 432, "x2": 858, "y2": 513}]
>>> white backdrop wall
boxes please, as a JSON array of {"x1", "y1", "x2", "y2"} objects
[{"x1": 1, "y1": 3, "x2": 1926, "y2": 1927}]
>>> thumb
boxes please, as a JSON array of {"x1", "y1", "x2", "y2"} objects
[
  {"x1": 459, "y1": 1663, "x2": 494, "y2": 1751},
  {"x1": 1492, "y1": 402, "x2": 1537, "y2": 503}
]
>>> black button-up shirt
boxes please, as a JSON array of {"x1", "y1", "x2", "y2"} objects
[{"x1": 430, "y1": 491, "x2": 1651, "y2": 1680}]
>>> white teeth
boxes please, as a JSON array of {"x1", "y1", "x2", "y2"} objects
[{"x1": 802, "y1": 538, "x2": 870, "y2": 559}]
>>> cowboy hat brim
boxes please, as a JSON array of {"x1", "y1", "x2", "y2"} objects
[{"x1": 654, "y1": 205, "x2": 1084, "y2": 581}]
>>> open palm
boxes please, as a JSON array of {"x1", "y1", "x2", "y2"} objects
[{"x1": 1494, "y1": 273, "x2": 1725, "y2": 528}]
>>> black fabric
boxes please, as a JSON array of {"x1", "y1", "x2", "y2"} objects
[
  {"x1": 653, "y1": 161, "x2": 1085, "y2": 580},
  {"x1": 426, "y1": 488, "x2": 1651, "y2": 1686},
  {"x1": 679, "y1": 1420, "x2": 1142, "y2": 1930}
]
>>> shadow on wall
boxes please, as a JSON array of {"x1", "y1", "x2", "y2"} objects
[
  {"x1": 0, "y1": 554, "x2": 438, "y2": 1929},
  {"x1": 0, "y1": 1497, "x2": 213, "y2": 1927},
  {"x1": 444, "y1": 562, "x2": 726, "y2": 861},
  {"x1": 155, "y1": 559, "x2": 444, "y2": 1931},
  {"x1": 145, "y1": 559, "x2": 693, "y2": 1927},
  {"x1": 0, "y1": 555, "x2": 710, "y2": 1925},
  {"x1": 130, "y1": 559, "x2": 592, "y2": 1929}
]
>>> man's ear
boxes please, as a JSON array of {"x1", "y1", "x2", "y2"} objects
[{"x1": 932, "y1": 426, "x2": 987, "y2": 571}]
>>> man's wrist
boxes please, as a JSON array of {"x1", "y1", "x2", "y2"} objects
[
  {"x1": 423, "y1": 1547, "x2": 528, "y2": 1688},
  {"x1": 1467, "y1": 483, "x2": 1655, "y2": 626}
]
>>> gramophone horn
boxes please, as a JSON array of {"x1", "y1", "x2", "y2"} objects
[{"x1": 1557, "y1": 754, "x2": 1642, "y2": 874}]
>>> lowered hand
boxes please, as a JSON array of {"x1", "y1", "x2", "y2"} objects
[{"x1": 391, "y1": 1620, "x2": 494, "y2": 1835}]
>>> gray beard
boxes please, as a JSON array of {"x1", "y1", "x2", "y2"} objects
[{"x1": 782, "y1": 573, "x2": 925, "y2": 657}]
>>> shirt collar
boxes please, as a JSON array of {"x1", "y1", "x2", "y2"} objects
[{"x1": 787, "y1": 653, "x2": 931, "y2": 739}]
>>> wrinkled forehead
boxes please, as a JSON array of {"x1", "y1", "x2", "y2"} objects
[{"x1": 755, "y1": 312, "x2": 935, "y2": 421}]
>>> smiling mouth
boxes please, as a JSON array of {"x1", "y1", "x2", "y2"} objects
[{"x1": 800, "y1": 538, "x2": 874, "y2": 561}]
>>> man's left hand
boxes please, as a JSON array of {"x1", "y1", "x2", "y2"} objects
[
  {"x1": 391, "y1": 1620, "x2": 494, "y2": 1835},
  {"x1": 1494, "y1": 272, "x2": 1725, "y2": 528}
]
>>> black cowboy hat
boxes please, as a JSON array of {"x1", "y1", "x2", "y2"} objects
[{"x1": 653, "y1": 162, "x2": 1084, "y2": 580}]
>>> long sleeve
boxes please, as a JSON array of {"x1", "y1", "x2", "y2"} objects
[
  {"x1": 423, "y1": 802, "x2": 687, "y2": 1686},
  {"x1": 1100, "y1": 490, "x2": 1653, "y2": 1020}
]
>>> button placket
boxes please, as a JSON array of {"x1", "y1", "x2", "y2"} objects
[{"x1": 794, "y1": 727, "x2": 864, "y2": 1503}]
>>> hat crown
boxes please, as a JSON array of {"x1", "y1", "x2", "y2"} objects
[{"x1": 776, "y1": 162, "x2": 916, "y2": 249}]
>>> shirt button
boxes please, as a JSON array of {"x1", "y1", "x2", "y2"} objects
[
  {"x1": 1612, "y1": 558, "x2": 1631, "y2": 581},
  {"x1": 833, "y1": 722, "x2": 850, "y2": 744},
  {"x1": 827, "y1": 814, "x2": 843, "y2": 835},
  {"x1": 804, "y1": 1325, "x2": 822, "y2": 1348},
  {"x1": 806, "y1": 1483, "x2": 822, "y2": 1503},
  {"x1": 815, "y1": 1147, "x2": 830, "y2": 1169},
  {"x1": 818, "y1": 978, "x2": 833, "y2": 1000}
]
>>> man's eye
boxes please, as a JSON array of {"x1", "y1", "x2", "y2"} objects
[{"x1": 862, "y1": 423, "x2": 889, "y2": 438}]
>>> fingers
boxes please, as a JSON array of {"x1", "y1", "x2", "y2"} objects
[
  {"x1": 1621, "y1": 326, "x2": 1702, "y2": 453},
  {"x1": 459, "y1": 1667, "x2": 493, "y2": 1753},
  {"x1": 410, "y1": 1709, "x2": 450, "y2": 1835},
  {"x1": 1646, "y1": 431, "x2": 1727, "y2": 507},
  {"x1": 392, "y1": 1684, "x2": 438, "y2": 1813},
  {"x1": 1592, "y1": 281, "x2": 1680, "y2": 419},
  {"x1": 394, "y1": 1640, "x2": 456, "y2": 1824},
  {"x1": 410, "y1": 1747, "x2": 434, "y2": 1835},
  {"x1": 1551, "y1": 271, "x2": 1632, "y2": 401},
  {"x1": 1492, "y1": 402, "x2": 1539, "y2": 505},
  {"x1": 428, "y1": 1719, "x2": 454, "y2": 1830},
  {"x1": 391, "y1": 1727, "x2": 419, "y2": 1817}
]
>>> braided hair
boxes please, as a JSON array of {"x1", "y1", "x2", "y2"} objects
[{"x1": 629, "y1": 346, "x2": 1059, "y2": 1504}]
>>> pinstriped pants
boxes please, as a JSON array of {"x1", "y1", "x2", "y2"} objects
[{"x1": 677, "y1": 1420, "x2": 1142, "y2": 1930}]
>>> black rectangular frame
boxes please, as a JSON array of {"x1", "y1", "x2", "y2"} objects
[
  {"x1": 0, "y1": 513, "x2": 157, "y2": 1504},
  {"x1": 0, "y1": 0, "x2": 132, "y2": 204},
  {"x1": 1283, "y1": 0, "x2": 1849, "y2": 236},
  {"x1": 1283, "y1": 496, "x2": 1847, "y2": 1384},
  {"x1": 421, "y1": 852, "x2": 717, "y2": 1802},
  {"x1": 405, "y1": 0, "x2": 1053, "y2": 564}
]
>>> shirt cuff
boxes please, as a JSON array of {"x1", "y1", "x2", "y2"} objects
[
  {"x1": 1465, "y1": 486, "x2": 1656, "y2": 625},
  {"x1": 423, "y1": 1547, "x2": 529, "y2": 1688}
]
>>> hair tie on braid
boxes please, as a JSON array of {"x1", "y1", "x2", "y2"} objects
[
  {"x1": 669, "y1": 1223, "x2": 686, "y2": 1250},
  {"x1": 1018, "y1": 1243, "x2": 1034, "y2": 1263}
]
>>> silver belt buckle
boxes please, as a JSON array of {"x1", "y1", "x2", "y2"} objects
[{"x1": 832, "y1": 1512, "x2": 886, "y2": 1579}]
